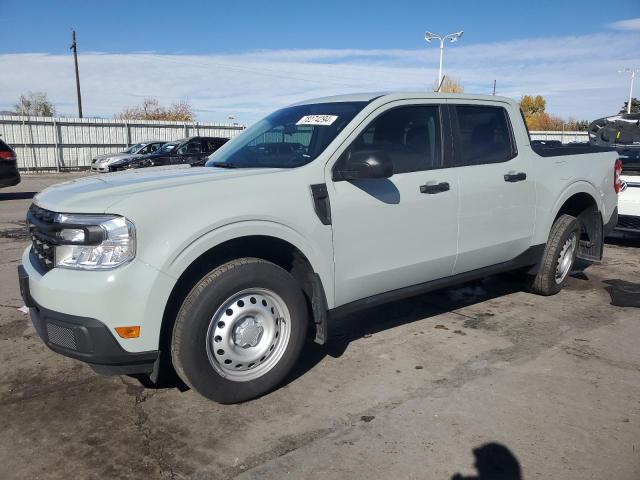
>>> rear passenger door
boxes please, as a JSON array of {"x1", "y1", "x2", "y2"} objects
[
  {"x1": 449, "y1": 104, "x2": 535, "y2": 274},
  {"x1": 330, "y1": 102, "x2": 459, "y2": 306}
]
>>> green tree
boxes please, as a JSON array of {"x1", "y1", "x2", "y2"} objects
[
  {"x1": 619, "y1": 98, "x2": 640, "y2": 114},
  {"x1": 14, "y1": 91, "x2": 55, "y2": 116}
]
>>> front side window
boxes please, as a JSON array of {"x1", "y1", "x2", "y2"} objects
[
  {"x1": 454, "y1": 105, "x2": 516, "y2": 166},
  {"x1": 206, "y1": 102, "x2": 367, "y2": 169},
  {"x1": 139, "y1": 144, "x2": 156, "y2": 154},
  {"x1": 343, "y1": 105, "x2": 442, "y2": 174},
  {"x1": 126, "y1": 143, "x2": 144, "y2": 154},
  {"x1": 177, "y1": 142, "x2": 201, "y2": 155},
  {"x1": 159, "y1": 142, "x2": 179, "y2": 153}
]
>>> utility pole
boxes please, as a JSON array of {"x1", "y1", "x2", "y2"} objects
[
  {"x1": 619, "y1": 68, "x2": 639, "y2": 115},
  {"x1": 492, "y1": 79, "x2": 496, "y2": 96},
  {"x1": 70, "y1": 29, "x2": 83, "y2": 118}
]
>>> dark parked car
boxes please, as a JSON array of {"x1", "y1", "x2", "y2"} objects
[
  {"x1": 0, "y1": 139, "x2": 20, "y2": 188},
  {"x1": 110, "y1": 136, "x2": 229, "y2": 171}
]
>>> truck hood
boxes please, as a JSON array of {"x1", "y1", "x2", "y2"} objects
[{"x1": 34, "y1": 166, "x2": 282, "y2": 213}]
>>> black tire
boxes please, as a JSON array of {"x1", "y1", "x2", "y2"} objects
[
  {"x1": 171, "y1": 258, "x2": 308, "y2": 404},
  {"x1": 529, "y1": 214, "x2": 580, "y2": 296}
]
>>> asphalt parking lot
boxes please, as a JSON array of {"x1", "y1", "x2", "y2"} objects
[{"x1": 1, "y1": 173, "x2": 639, "y2": 480}]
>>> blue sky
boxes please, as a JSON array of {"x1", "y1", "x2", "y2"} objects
[{"x1": 1, "y1": 0, "x2": 639, "y2": 123}]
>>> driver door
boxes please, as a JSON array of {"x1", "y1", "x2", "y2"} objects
[{"x1": 328, "y1": 102, "x2": 459, "y2": 307}]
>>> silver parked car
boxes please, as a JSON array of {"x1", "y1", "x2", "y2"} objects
[{"x1": 91, "y1": 141, "x2": 166, "y2": 173}]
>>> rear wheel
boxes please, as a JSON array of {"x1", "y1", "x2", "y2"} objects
[
  {"x1": 529, "y1": 214, "x2": 580, "y2": 296},
  {"x1": 171, "y1": 258, "x2": 308, "y2": 404}
]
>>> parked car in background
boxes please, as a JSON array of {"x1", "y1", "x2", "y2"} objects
[
  {"x1": 114, "y1": 137, "x2": 229, "y2": 170},
  {"x1": 616, "y1": 147, "x2": 640, "y2": 234},
  {"x1": 109, "y1": 140, "x2": 181, "y2": 171},
  {"x1": 91, "y1": 141, "x2": 165, "y2": 173},
  {"x1": 0, "y1": 139, "x2": 20, "y2": 188},
  {"x1": 19, "y1": 93, "x2": 619, "y2": 404}
]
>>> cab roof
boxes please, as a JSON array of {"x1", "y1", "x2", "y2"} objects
[{"x1": 291, "y1": 91, "x2": 515, "y2": 106}]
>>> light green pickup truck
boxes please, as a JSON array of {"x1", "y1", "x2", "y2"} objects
[{"x1": 18, "y1": 92, "x2": 620, "y2": 403}]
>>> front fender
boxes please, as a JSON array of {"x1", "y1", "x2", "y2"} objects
[{"x1": 161, "y1": 220, "x2": 335, "y2": 308}]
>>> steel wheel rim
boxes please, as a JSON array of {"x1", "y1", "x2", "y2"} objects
[
  {"x1": 206, "y1": 288, "x2": 291, "y2": 382},
  {"x1": 555, "y1": 232, "x2": 577, "y2": 284}
]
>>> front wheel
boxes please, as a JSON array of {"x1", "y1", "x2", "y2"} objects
[
  {"x1": 171, "y1": 258, "x2": 308, "y2": 403},
  {"x1": 529, "y1": 214, "x2": 580, "y2": 296}
]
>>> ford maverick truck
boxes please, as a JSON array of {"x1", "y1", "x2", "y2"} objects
[{"x1": 18, "y1": 93, "x2": 620, "y2": 403}]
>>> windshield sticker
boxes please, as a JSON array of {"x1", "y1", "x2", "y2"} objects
[{"x1": 296, "y1": 115, "x2": 338, "y2": 126}]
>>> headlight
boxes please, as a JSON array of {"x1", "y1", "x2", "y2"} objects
[{"x1": 53, "y1": 214, "x2": 136, "y2": 270}]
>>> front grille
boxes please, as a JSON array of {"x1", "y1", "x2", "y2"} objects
[
  {"x1": 46, "y1": 322, "x2": 78, "y2": 350},
  {"x1": 27, "y1": 204, "x2": 58, "y2": 272},
  {"x1": 617, "y1": 215, "x2": 640, "y2": 232}
]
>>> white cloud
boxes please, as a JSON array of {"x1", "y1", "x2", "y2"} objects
[
  {"x1": 1, "y1": 31, "x2": 639, "y2": 124},
  {"x1": 608, "y1": 18, "x2": 640, "y2": 31}
]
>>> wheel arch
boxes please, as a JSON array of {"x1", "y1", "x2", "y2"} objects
[
  {"x1": 158, "y1": 229, "x2": 331, "y2": 377},
  {"x1": 547, "y1": 183, "x2": 603, "y2": 261}
]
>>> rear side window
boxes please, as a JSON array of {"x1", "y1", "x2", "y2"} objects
[
  {"x1": 347, "y1": 105, "x2": 442, "y2": 174},
  {"x1": 453, "y1": 105, "x2": 516, "y2": 166}
]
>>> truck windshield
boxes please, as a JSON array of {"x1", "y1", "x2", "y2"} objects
[{"x1": 206, "y1": 102, "x2": 366, "y2": 169}]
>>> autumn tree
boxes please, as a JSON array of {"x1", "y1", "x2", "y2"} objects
[
  {"x1": 519, "y1": 95, "x2": 546, "y2": 118},
  {"x1": 434, "y1": 76, "x2": 464, "y2": 93},
  {"x1": 518, "y1": 95, "x2": 589, "y2": 131},
  {"x1": 116, "y1": 98, "x2": 195, "y2": 121},
  {"x1": 14, "y1": 91, "x2": 55, "y2": 116}
]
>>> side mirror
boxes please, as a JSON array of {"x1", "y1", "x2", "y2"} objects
[{"x1": 335, "y1": 150, "x2": 393, "y2": 181}]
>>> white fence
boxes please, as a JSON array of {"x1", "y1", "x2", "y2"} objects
[
  {"x1": 529, "y1": 130, "x2": 588, "y2": 143},
  {"x1": 0, "y1": 115, "x2": 588, "y2": 171},
  {"x1": 0, "y1": 115, "x2": 246, "y2": 170}
]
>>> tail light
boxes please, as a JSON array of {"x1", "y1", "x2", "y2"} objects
[
  {"x1": 614, "y1": 158, "x2": 623, "y2": 194},
  {"x1": 0, "y1": 151, "x2": 16, "y2": 161}
]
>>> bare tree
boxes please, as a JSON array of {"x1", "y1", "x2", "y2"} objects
[
  {"x1": 14, "y1": 91, "x2": 56, "y2": 116},
  {"x1": 434, "y1": 76, "x2": 464, "y2": 93},
  {"x1": 116, "y1": 98, "x2": 195, "y2": 121}
]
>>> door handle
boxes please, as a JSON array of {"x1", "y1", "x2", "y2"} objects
[
  {"x1": 420, "y1": 182, "x2": 450, "y2": 194},
  {"x1": 504, "y1": 172, "x2": 527, "y2": 182}
]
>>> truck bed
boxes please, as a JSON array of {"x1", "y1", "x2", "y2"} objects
[{"x1": 531, "y1": 142, "x2": 614, "y2": 158}]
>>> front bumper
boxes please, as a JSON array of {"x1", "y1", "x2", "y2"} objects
[
  {"x1": 20, "y1": 244, "x2": 176, "y2": 351},
  {"x1": 18, "y1": 264, "x2": 159, "y2": 375},
  {"x1": 90, "y1": 164, "x2": 109, "y2": 173}
]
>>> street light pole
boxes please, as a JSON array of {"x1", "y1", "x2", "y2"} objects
[
  {"x1": 70, "y1": 29, "x2": 83, "y2": 118},
  {"x1": 424, "y1": 30, "x2": 463, "y2": 89},
  {"x1": 619, "y1": 68, "x2": 639, "y2": 114}
]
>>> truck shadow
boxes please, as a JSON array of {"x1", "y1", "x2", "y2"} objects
[
  {"x1": 450, "y1": 442, "x2": 522, "y2": 480},
  {"x1": 285, "y1": 274, "x2": 527, "y2": 387}
]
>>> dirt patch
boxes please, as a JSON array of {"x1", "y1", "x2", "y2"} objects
[
  {"x1": 0, "y1": 318, "x2": 29, "y2": 340},
  {"x1": 0, "y1": 222, "x2": 29, "y2": 241}
]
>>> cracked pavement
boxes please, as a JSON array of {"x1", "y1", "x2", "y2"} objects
[{"x1": 1, "y1": 173, "x2": 639, "y2": 479}]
